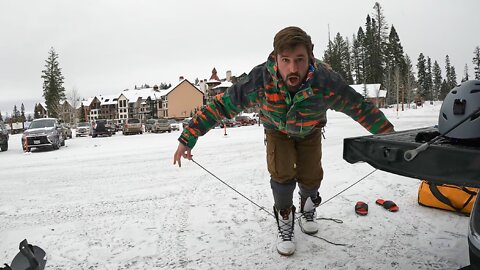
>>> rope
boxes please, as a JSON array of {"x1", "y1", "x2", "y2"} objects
[
  {"x1": 190, "y1": 158, "x2": 375, "y2": 247},
  {"x1": 320, "y1": 169, "x2": 378, "y2": 206}
]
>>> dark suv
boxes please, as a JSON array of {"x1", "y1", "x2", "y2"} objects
[
  {"x1": 92, "y1": 119, "x2": 112, "y2": 137},
  {"x1": 0, "y1": 122, "x2": 9, "y2": 151}
]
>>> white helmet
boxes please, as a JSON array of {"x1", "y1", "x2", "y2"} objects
[{"x1": 438, "y1": 80, "x2": 480, "y2": 139}]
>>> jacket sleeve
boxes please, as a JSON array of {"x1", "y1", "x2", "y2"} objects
[
  {"x1": 321, "y1": 68, "x2": 395, "y2": 134},
  {"x1": 178, "y1": 64, "x2": 266, "y2": 148}
]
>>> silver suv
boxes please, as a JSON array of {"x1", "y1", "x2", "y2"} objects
[
  {"x1": 153, "y1": 118, "x2": 171, "y2": 133},
  {"x1": 21, "y1": 118, "x2": 65, "y2": 151},
  {"x1": 123, "y1": 118, "x2": 143, "y2": 135}
]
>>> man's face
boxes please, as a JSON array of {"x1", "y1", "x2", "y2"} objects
[{"x1": 276, "y1": 45, "x2": 309, "y2": 91}]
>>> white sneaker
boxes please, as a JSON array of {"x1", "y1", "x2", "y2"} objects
[
  {"x1": 274, "y1": 206, "x2": 295, "y2": 256},
  {"x1": 299, "y1": 196, "x2": 321, "y2": 235}
]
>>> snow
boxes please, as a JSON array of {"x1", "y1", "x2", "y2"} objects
[{"x1": 0, "y1": 102, "x2": 470, "y2": 269}]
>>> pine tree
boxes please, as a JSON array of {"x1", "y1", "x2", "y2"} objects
[
  {"x1": 351, "y1": 30, "x2": 365, "y2": 84},
  {"x1": 12, "y1": 105, "x2": 20, "y2": 122},
  {"x1": 0, "y1": 112, "x2": 3, "y2": 122},
  {"x1": 444, "y1": 55, "x2": 458, "y2": 90},
  {"x1": 473, "y1": 46, "x2": 480, "y2": 80},
  {"x1": 372, "y1": 2, "x2": 388, "y2": 85},
  {"x1": 78, "y1": 104, "x2": 87, "y2": 122},
  {"x1": 416, "y1": 53, "x2": 427, "y2": 99},
  {"x1": 20, "y1": 103, "x2": 26, "y2": 122},
  {"x1": 404, "y1": 54, "x2": 416, "y2": 107},
  {"x1": 439, "y1": 79, "x2": 450, "y2": 100},
  {"x1": 323, "y1": 33, "x2": 353, "y2": 83},
  {"x1": 34, "y1": 103, "x2": 41, "y2": 119},
  {"x1": 363, "y1": 15, "x2": 375, "y2": 83},
  {"x1": 385, "y1": 25, "x2": 405, "y2": 105},
  {"x1": 450, "y1": 66, "x2": 458, "y2": 89},
  {"x1": 41, "y1": 47, "x2": 66, "y2": 118},
  {"x1": 425, "y1": 57, "x2": 433, "y2": 102},
  {"x1": 432, "y1": 61, "x2": 442, "y2": 101}
]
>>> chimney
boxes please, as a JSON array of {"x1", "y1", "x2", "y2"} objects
[
  {"x1": 179, "y1": 76, "x2": 184, "y2": 81},
  {"x1": 226, "y1": 70, "x2": 232, "y2": 81}
]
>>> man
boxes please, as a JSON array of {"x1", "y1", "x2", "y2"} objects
[{"x1": 173, "y1": 26, "x2": 394, "y2": 256}]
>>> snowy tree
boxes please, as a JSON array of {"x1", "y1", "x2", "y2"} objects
[
  {"x1": 67, "y1": 87, "x2": 81, "y2": 125},
  {"x1": 0, "y1": 112, "x2": 3, "y2": 122},
  {"x1": 473, "y1": 46, "x2": 480, "y2": 80},
  {"x1": 41, "y1": 47, "x2": 66, "y2": 118},
  {"x1": 462, "y1": 64, "x2": 469, "y2": 82}
]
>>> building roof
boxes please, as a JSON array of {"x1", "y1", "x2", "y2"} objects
[
  {"x1": 98, "y1": 94, "x2": 118, "y2": 105},
  {"x1": 349, "y1": 84, "x2": 387, "y2": 98},
  {"x1": 212, "y1": 81, "x2": 233, "y2": 89}
]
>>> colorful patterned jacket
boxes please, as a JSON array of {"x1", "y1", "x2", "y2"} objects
[{"x1": 178, "y1": 54, "x2": 394, "y2": 148}]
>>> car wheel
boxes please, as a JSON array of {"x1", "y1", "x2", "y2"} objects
[
  {"x1": 93, "y1": 134, "x2": 97, "y2": 138},
  {"x1": 61, "y1": 139, "x2": 65, "y2": 146},
  {"x1": 1, "y1": 143, "x2": 8, "y2": 151}
]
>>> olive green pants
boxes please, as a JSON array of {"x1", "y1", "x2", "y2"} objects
[{"x1": 265, "y1": 128, "x2": 323, "y2": 209}]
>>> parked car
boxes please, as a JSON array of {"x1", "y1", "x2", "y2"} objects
[
  {"x1": 60, "y1": 123, "x2": 73, "y2": 139},
  {"x1": 92, "y1": 119, "x2": 112, "y2": 137},
  {"x1": 76, "y1": 122, "x2": 91, "y2": 137},
  {"x1": 223, "y1": 118, "x2": 241, "y2": 127},
  {"x1": 105, "y1": 120, "x2": 116, "y2": 135},
  {"x1": 145, "y1": 119, "x2": 157, "y2": 132},
  {"x1": 182, "y1": 117, "x2": 192, "y2": 129},
  {"x1": 0, "y1": 121, "x2": 9, "y2": 151},
  {"x1": 152, "y1": 118, "x2": 171, "y2": 133},
  {"x1": 21, "y1": 118, "x2": 65, "y2": 151},
  {"x1": 168, "y1": 119, "x2": 181, "y2": 131},
  {"x1": 123, "y1": 118, "x2": 143, "y2": 135},
  {"x1": 235, "y1": 115, "x2": 256, "y2": 126}
]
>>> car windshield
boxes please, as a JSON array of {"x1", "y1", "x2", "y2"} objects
[
  {"x1": 128, "y1": 119, "x2": 140, "y2": 124},
  {"x1": 147, "y1": 119, "x2": 156, "y2": 124},
  {"x1": 158, "y1": 119, "x2": 168, "y2": 123},
  {"x1": 29, "y1": 119, "x2": 55, "y2": 129},
  {"x1": 78, "y1": 122, "x2": 89, "y2": 127}
]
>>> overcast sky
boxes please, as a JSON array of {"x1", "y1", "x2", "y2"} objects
[{"x1": 1, "y1": 0, "x2": 479, "y2": 116}]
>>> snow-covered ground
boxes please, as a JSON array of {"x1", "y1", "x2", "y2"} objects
[{"x1": 0, "y1": 102, "x2": 471, "y2": 269}]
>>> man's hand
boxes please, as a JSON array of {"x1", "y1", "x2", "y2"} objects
[{"x1": 173, "y1": 142, "x2": 192, "y2": 167}]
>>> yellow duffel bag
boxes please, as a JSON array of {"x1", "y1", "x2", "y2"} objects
[{"x1": 418, "y1": 180, "x2": 478, "y2": 215}]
